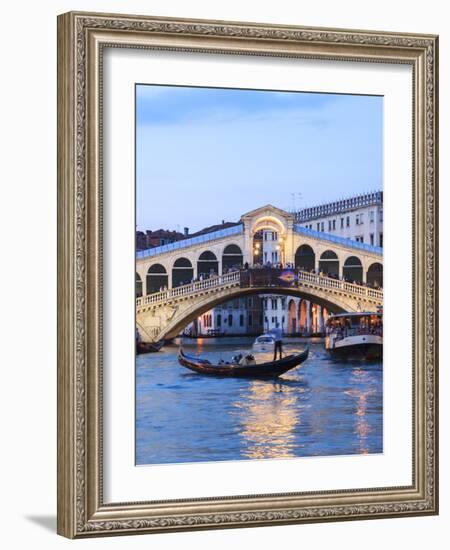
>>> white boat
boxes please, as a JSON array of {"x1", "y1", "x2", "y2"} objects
[
  {"x1": 252, "y1": 333, "x2": 276, "y2": 352},
  {"x1": 325, "y1": 312, "x2": 382, "y2": 360}
]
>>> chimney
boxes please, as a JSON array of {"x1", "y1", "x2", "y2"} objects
[{"x1": 184, "y1": 227, "x2": 189, "y2": 236}]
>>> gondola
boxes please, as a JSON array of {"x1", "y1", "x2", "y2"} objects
[
  {"x1": 136, "y1": 340, "x2": 164, "y2": 355},
  {"x1": 178, "y1": 347, "x2": 309, "y2": 378}
]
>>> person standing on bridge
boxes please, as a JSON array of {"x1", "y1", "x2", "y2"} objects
[{"x1": 272, "y1": 323, "x2": 283, "y2": 360}]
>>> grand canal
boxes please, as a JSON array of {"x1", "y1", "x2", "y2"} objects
[{"x1": 136, "y1": 338, "x2": 383, "y2": 465}]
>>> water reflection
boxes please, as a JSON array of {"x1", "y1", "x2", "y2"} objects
[
  {"x1": 344, "y1": 367, "x2": 379, "y2": 455},
  {"x1": 233, "y1": 380, "x2": 306, "y2": 459}
]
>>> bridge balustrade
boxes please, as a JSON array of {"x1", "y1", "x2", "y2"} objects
[{"x1": 136, "y1": 267, "x2": 382, "y2": 309}]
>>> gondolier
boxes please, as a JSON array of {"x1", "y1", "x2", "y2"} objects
[{"x1": 272, "y1": 323, "x2": 283, "y2": 360}]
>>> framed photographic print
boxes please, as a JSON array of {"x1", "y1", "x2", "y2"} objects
[{"x1": 57, "y1": 11, "x2": 439, "y2": 538}]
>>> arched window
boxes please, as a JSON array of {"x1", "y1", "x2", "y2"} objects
[
  {"x1": 222, "y1": 244, "x2": 243, "y2": 272},
  {"x1": 136, "y1": 273, "x2": 143, "y2": 298},
  {"x1": 319, "y1": 250, "x2": 339, "y2": 277},
  {"x1": 146, "y1": 264, "x2": 168, "y2": 294},
  {"x1": 343, "y1": 256, "x2": 363, "y2": 284},
  {"x1": 197, "y1": 250, "x2": 219, "y2": 277},
  {"x1": 295, "y1": 244, "x2": 315, "y2": 271},
  {"x1": 172, "y1": 257, "x2": 194, "y2": 288},
  {"x1": 367, "y1": 262, "x2": 383, "y2": 288}
]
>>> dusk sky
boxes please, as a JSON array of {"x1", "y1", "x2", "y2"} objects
[{"x1": 136, "y1": 84, "x2": 383, "y2": 233}]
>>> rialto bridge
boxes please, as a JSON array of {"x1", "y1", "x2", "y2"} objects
[{"x1": 136, "y1": 205, "x2": 383, "y2": 342}]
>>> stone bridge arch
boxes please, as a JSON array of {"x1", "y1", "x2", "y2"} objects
[{"x1": 148, "y1": 285, "x2": 367, "y2": 342}]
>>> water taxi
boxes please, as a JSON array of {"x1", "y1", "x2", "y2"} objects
[
  {"x1": 252, "y1": 333, "x2": 276, "y2": 352},
  {"x1": 325, "y1": 312, "x2": 382, "y2": 360}
]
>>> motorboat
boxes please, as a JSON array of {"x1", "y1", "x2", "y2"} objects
[
  {"x1": 325, "y1": 312, "x2": 382, "y2": 360},
  {"x1": 252, "y1": 333, "x2": 276, "y2": 352},
  {"x1": 136, "y1": 340, "x2": 164, "y2": 355}
]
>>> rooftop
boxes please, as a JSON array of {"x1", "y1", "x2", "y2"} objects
[{"x1": 295, "y1": 190, "x2": 383, "y2": 222}]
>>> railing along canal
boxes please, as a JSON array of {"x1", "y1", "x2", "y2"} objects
[{"x1": 136, "y1": 268, "x2": 383, "y2": 308}]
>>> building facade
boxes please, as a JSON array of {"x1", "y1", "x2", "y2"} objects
[
  {"x1": 295, "y1": 191, "x2": 383, "y2": 247},
  {"x1": 187, "y1": 295, "x2": 264, "y2": 336}
]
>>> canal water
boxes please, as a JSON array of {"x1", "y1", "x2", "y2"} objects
[{"x1": 136, "y1": 338, "x2": 383, "y2": 465}]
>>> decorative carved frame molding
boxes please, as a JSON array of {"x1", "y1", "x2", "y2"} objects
[{"x1": 57, "y1": 11, "x2": 438, "y2": 538}]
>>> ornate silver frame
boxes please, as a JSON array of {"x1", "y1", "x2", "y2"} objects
[{"x1": 57, "y1": 11, "x2": 439, "y2": 538}]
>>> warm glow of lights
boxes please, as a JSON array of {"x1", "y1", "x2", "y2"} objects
[
  {"x1": 255, "y1": 242, "x2": 260, "y2": 249},
  {"x1": 232, "y1": 380, "x2": 303, "y2": 459}
]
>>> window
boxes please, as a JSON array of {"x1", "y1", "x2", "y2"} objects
[
  {"x1": 380, "y1": 209, "x2": 383, "y2": 222},
  {"x1": 332, "y1": 219, "x2": 336, "y2": 230},
  {"x1": 281, "y1": 298, "x2": 286, "y2": 308},
  {"x1": 328, "y1": 220, "x2": 332, "y2": 231},
  {"x1": 271, "y1": 298, "x2": 277, "y2": 309},
  {"x1": 340, "y1": 217, "x2": 344, "y2": 229},
  {"x1": 355, "y1": 235, "x2": 364, "y2": 243},
  {"x1": 239, "y1": 314, "x2": 244, "y2": 327},
  {"x1": 264, "y1": 316, "x2": 268, "y2": 324},
  {"x1": 370, "y1": 210, "x2": 374, "y2": 223},
  {"x1": 346, "y1": 216, "x2": 350, "y2": 227},
  {"x1": 272, "y1": 232, "x2": 278, "y2": 241},
  {"x1": 316, "y1": 222, "x2": 320, "y2": 231},
  {"x1": 271, "y1": 251, "x2": 278, "y2": 263},
  {"x1": 248, "y1": 314, "x2": 253, "y2": 327},
  {"x1": 356, "y1": 214, "x2": 360, "y2": 225},
  {"x1": 216, "y1": 314, "x2": 222, "y2": 327},
  {"x1": 228, "y1": 314, "x2": 233, "y2": 327},
  {"x1": 370, "y1": 233, "x2": 374, "y2": 245},
  {"x1": 247, "y1": 297, "x2": 253, "y2": 307},
  {"x1": 321, "y1": 222, "x2": 324, "y2": 231},
  {"x1": 264, "y1": 232, "x2": 268, "y2": 241},
  {"x1": 360, "y1": 213, "x2": 364, "y2": 224},
  {"x1": 264, "y1": 252, "x2": 268, "y2": 263},
  {"x1": 379, "y1": 232, "x2": 383, "y2": 247}
]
